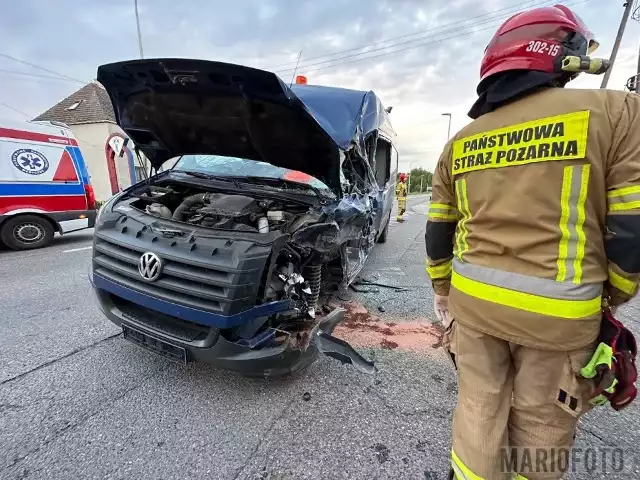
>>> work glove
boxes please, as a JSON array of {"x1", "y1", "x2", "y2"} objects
[
  {"x1": 580, "y1": 308, "x2": 638, "y2": 411},
  {"x1": 434, "y1": 294, "x2": 453, "y2": 328}
]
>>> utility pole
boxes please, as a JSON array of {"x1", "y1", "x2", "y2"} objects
[
  {"x1": 624, "y1": 4, "x2": 640, "y2": 91},
  {"x1": 442, "y1": 113, "x2": 452, "y2": 141},
  {"x1": 135, "y1": 0, "x2": 144, "y2": 59},
  {"x1": 601, "y1": 1, "x2": 634, "y2": 89},
  {"x1": 637, "y1": 38, "x2": 640, "y2": 81}
]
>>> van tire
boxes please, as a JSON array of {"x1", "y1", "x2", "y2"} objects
[{"x1": 1, "y1": 215, "x2": 55, "y2": 251}]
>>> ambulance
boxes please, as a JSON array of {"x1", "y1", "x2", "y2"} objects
[{"x1": 0, "y1": 119, "x2": 97, "y2": 250}]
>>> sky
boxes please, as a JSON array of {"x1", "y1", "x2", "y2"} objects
[{"x1": 0, "y1": 0, "x2": 635, "y2": 174}]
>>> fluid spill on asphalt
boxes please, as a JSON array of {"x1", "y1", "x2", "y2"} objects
[{"x1": 333, "y1": 301, "x2": 445, "y2": 354}]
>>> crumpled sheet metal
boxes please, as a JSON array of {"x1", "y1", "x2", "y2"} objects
[
  {"x1": 288, "y1": 190, "x2": 381, "y2": 287},
  {"x1": 290, "y1": 86, "x2": 396, "y2": 156},
  {"x1": 290, "y1": 193, "x2": 374, "y2": 251}
]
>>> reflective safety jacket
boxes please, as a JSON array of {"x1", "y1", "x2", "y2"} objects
[
  {"x1": 426, "y1": 88, "x2": 640, "y2": 350},
  {"x1": 396, "y1": 181, "x2": 407, "y2": 198}
]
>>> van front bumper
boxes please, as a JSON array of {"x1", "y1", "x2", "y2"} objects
[{"x1": 90, "y1": 273, "x2": 319, "y2": 376}]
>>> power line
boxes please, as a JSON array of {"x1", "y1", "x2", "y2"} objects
[
  {"x1": 267, "y1": 0, "x2": 544, "y2": 71},
  {"x1": 0, "y1": 68, "x2": 84, "y2": 83},
  {"x1": 0, "y1": 53, "x2": 88, "y2": 84},
  {"x1": 271, "y1": 0, "x2": 560, "y2": 75},
  {"x1": 300, "y1": 21, "x2": 505, "y2": 74},
  {"x1": 0, "y1": 101, "x2": 31, "y2": 118},
  {"x1": 0, "y1": 100, "x2": 105, "y2": 151},
  {"x1": 273, "y1": 0, "x2": 592, "y2": 76},
  {"x1": 631, "y1": 0, "x2": 640, "y2": 21}
]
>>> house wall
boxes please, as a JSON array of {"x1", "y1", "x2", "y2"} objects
[
  {"x1": 69, "y1": 122, "x2": 152, "y2": 202},
  {"x1": 69, "y1": 123, "x2": 113, "y2": 201}
]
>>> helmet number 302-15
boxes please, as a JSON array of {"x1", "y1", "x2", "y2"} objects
[{"x1": 526, "y1": 41, "x2": 561, "y2": 57}]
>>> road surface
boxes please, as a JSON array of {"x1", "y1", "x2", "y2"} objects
[{"x1": 1, "y1": 195, "x2": 639, "y2": 479}]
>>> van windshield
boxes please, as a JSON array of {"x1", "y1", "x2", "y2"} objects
[{"x1": 171, "y1": 154, "x2": 332, "y2": 193}]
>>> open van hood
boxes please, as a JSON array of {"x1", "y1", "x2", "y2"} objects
[{"x1": 96, "y1": 59, "x2": 342, "y2": 191}]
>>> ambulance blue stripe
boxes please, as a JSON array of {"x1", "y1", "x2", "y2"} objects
[
  {"x1": 67, "y1": 146, "x2": 91, "y2": 184},
  {"x1": 93, "y1": 273, "x2": 293, "y2": 329},
  {"x1": 0, "y1": 183, "x2": 85, "y2": 196}
]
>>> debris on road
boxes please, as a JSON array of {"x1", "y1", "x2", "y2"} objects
[
  {"x1": 354, "y1": 278, "x2": 411, "y2": 291},
  {"x1": 349, "y1": 284, "x2": 380, "y2": 293},
  {"x1": 302, "y1": 392, "x2": 311, "y2": 401}
]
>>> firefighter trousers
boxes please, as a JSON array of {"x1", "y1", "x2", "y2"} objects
[
  {"x1": 397, "y1": 196, "x2": 407, "y2": 220},
  {"x1": 442, "y1": 320, "x2": 596, "y2": 480}
]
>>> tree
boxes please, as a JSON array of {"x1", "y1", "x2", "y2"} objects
[{"x1": 397, "y1": 168, "x2": 433, "y2": 194}]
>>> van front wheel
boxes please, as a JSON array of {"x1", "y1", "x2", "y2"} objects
[{"x1": 1, "y1": 215, "x2": 55, "y2": 250}]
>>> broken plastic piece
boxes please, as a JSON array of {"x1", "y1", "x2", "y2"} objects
[{"x1": 310, "y1": 307, "x2": 377, "y2": 374}]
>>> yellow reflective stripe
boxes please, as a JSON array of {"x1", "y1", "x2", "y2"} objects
[
  {"x1": 557, "y1": 166, "x2": 573, "y2": 282},
  {"x1": 429, "y1": 212, "x2": 459, "y2": 220},
  {"x1": 427, "y1": 259, "x2": 452, "y2": 279},
  {"x1": 607, "y1": 185, "x2": 640, "y2": 211},
  {"x1": 608, "y1": 185, "x2": 640, "y2": 198},
  {"x1": 430, "y1": 203, "x2": 457, "y2": 211},
  {"x1": 609, "y1": 268, "x2": 638, "y2": 295},
  {"x1": 451, "y1": 449, "x2": 485, "y2": 480},
  {"x1": 609, "y1": 200, "x2": 640, "y2": 212},
  {"x1": 451, "y1": 270, "x2": 601, "y2": 319},
  {"x1": 429, "y1": 203, "x2": 459, "y2": 221},
  {"x1": 455, "y1": 179, "x2": 471, "y2": 260},
  {"x1": 556, "y1": 164, "x2": 590, "y2": 283},
  {"x1": 513, "y1": 474, "x2": 529, "y2": 480},
  {"x1": 454, "y1": 258, "x2": 602, "y2": 299},
  {"x1": 574, "y1": 164, "x2": 590, "y2": 283}
]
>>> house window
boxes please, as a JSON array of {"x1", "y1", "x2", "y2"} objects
[{"x1": 66, "y1": 100, "x2": 83, "y2": 111}]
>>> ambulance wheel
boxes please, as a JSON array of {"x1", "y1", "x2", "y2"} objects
[{"x1": 1, "y1": 215, "x2": 55, "y2": 250}]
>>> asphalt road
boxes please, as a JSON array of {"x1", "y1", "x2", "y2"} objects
[{"x1": 1, "y1": 195, "x2": 639, "y2": 480}]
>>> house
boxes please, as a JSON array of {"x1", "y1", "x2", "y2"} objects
[{"x1": 32, "y1": 81, "x2": 151, "y2": 201}]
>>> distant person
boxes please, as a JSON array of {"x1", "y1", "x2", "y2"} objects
[
  {"x1": 396, "y1": 173, "x2": 408, "y2": 222},
  {"x1": 425, "y1": 4, "x2": 638, "y2": 479}
]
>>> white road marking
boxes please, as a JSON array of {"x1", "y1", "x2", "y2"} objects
[{"x1": 63, "y1": 246, "x2": 92, "y2": 253}]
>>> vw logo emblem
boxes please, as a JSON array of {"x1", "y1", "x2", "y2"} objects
[{"x1": 138, "y1": 252, "x2": 162, "y2": 281}]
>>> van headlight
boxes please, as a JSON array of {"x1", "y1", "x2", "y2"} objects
[{"x1": 95, "y1": 193, "x2": 121, "y2": 223}]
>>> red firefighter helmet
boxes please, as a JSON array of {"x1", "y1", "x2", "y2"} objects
[
  {"x1": 399, "y1": 173, "x2": 407, "y2": 182},
  {"x1": 480, "y1": 4, "x2": 600, "y2": 84}
]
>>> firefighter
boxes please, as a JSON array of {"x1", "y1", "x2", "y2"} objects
[
  {"x1": 425, "y1": 5, "x2": 639, "y2": 480},
  {"x1": 396, "y1": 173, "x2": 408, "y2": 222}
]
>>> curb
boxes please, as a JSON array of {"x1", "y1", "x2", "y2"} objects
[{"x1": 411, "y1": 200, "x2": 431, "y2": 215}]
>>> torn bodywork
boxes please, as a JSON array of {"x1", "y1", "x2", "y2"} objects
[{"x1": 91, "y1": 58, "x2": 398, "y2": 376}]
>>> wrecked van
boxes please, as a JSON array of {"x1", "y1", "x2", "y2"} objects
[{"x1": 89, "y1": 58, "x2": 398, "y2": 376}]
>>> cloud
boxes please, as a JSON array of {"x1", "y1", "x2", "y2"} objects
[{"x1": 0, "y1": 0, "x2": 636, "y2": 174}]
